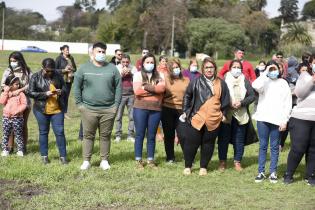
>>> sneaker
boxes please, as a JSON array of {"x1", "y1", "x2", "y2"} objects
[
  {"x1": 218, "y1": 160, "x2": 227, "y2": 172},
  {"x1": 16, "y1": 151, "x2": 24, "y2": 157},
  {"x1": 42, "y1": 156, "x2": 49, "y2": 165},
  {"x1": 127, "y1": 136, "x2": 135, "y2": 142},
  {"x1": 255, "y1": 172, "x2": 266, "y2": 183},
  {"x1": 307, "y1": 174, "x2": 315, "y2": 187},
  {"x1": 1, "y1": 150, "x2": 9, "y2": 157},
  {"x1": 269, "y1": 172, "x2": 278, "y2": 183},
  {"x1": 147, "y1": 160, "x2": 158, "y2": 169},
  {"x1": 234, "y1": 161, "x2": 243, "y2": 172},
  {"x1": 60, "y1": 157, "x2": 68, "y2": 165},
  {"x1": 80, "y1": 161, "x2": 91, "y2": 170},
  {"x1": 166, "y1": 159, "x2": 175, "y2": 164},
  {"x1": 199, "y1": 168, "x2": 207, "y2": 176},
  {"x1": 283, "y1": 173, "x2": 294, "y2": 185},
  {"x1": 183, "y1": 168, "x2": 192, "y2": 175},
  {"x1": 114, "y1": 136, "x2": 121, "y2": 143},
  {"x1": 99, "y1": 160, "x2": 111, "y2": 170},
  {"x1": 136, "y1": 160, "x2": 145, "y2": 170}
]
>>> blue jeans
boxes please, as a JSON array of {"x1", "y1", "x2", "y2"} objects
[
  {"x1": 218, "y1": 118, "x2": 246, "y2": 162},
  {"x1": 257, "y1": 121, "x2": 280, "y2": 173},
  {"x1": 33, "y1": 109, "x2": 67, "y2": 157},
  {"x1": 115, "y1": 95, "x2": 134, "y2": 138},
  {"x1": 133, "y1": 108, "x2": 161, "y2": 161}
]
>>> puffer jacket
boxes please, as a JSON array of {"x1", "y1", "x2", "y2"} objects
[
  {"x1": 28, "y1": 70, "x2": 66, "y2": 113},
  {"x1": 182, "y1": 75, "x2": 230, "y2": 123}
]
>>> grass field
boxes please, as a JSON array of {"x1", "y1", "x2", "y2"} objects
[{"x1": 0, "y1": 51, "x2": 314, "y2": 210}]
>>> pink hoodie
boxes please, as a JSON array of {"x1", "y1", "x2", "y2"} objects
[{"x1": 0, "y1": 89, "x2": 27, "y2": 117}]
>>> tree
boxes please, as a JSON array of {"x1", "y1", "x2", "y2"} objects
[
  {"x1": 302, "y1": 0, "x2": 315, "y2": 20},
  {"x1": 278, "y1": 0, "x2": 298, "y2": 23},
  {"x1": 281, "y1": 23, "x2": 312, "y2": 46},
  {"x1": 246, "y1": 0, "x2": 267, "y2": 11},
  {"x1": 186, "y1": 18, "x2": 248, "y2": 57}
]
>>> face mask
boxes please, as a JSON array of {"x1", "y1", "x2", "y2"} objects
[
  {"x1": 173, "y1": 68, "x2": 181, "y2": 76},
  {"x1": 268, "y1": 70, "x2": 279, "y2": 80},
  {"x1": 190, "y1": 66, "x2": 198, "y2": 72},
  {"x1": 10, "y1": 61, "x2": 19, "y2": 69},
  {"x1": 230, "y1": 68, "x2": 242, "y2": 78},
  {"x1": 144, "y1": 63, "x2": 154, "y2": 72},
  {"x1": 258, "y1": 66, "x2": 265, "y2": 71},
  {"x1": 95, "y1": 53, "x2": 106, "y2": 62},
  {"x1": 312, "y1": 64, "x2": 315, "y2": 73}
]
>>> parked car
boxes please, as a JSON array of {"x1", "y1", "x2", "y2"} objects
[{"x1": 21, "y1": 46, "x2": 47, "y2": 53}]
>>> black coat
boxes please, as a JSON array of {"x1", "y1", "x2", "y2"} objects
[
  {"x1": 182, "y1": 76, "x2": 230, "y2": 123},
  {"x1": 55, "y1": 54, "x2": 77, "y2": 77},
  {"x1": 28, "y1": 70, "x2": 66, "y2": 113}
]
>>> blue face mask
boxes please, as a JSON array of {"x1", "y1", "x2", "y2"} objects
[
  {"x1": 173, "y1": 68, "x2": 181, "y2": 76},
  {"x1": 230, "y1": 67, "x2": 242, "y2": 78},
  {"x1": 95, "y1": 53, "x2": 106, "y2": 62},
  {"x1": 312, "y1": 64, "x2": 315, "y2": 73},
  {"x1": 144, "y1": 63, "x2": 154, "y2": 72},
  {"x1": 268, "y1": 70, "x2": 279, "y2": 80}
]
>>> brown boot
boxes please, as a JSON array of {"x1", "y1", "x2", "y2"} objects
[
  {"x1": 136, "y1": 160, "x2": 145, "y2": 170},
  {"x1": 234, "y1": 161, "x2": 243, "y2": 172},
  {"x1": 147, "y1": 160, "x2": 158, "y2": 169},
  {"x1": 218, "y1": 160, "x2": 227, "y2": 172}
]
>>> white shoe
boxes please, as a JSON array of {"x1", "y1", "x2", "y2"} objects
[
  {"x1": 114, "y1": 136, "x2": 121, "y2": 143},
  {"x1": 127, "y1": 137, "x2": 135, "y2": 142},
  {"x1": 99, "y1": 160, "x2": 111, "y2": 170},
  {"x1": 16, "y1": 151, "x2": 24, "y2": 157},
  {"x1": 1, "y1": 150, "x2": 9, "y2": 157},
  {"x1": 80, "y1": 161, "x2": 91, "y2": 170}
]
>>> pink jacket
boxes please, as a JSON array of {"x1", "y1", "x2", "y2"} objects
[{"x1": 0, "y1": 89, "x2": 27, "y2": 117}]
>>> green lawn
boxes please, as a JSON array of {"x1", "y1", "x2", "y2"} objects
[{"x1": 0, "y1": 51, "x2": 314, "y2": 210}]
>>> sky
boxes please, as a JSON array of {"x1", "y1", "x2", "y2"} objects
[{"x1": 4, "y1": 0, "x2": 311, "y2": 22}]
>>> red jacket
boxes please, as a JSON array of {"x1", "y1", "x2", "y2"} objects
[{"x1": 218, "y1": 60, "x2": 256, "y2": 83}]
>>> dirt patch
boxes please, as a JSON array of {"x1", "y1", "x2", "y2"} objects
[{"x1": 0, "y1": 179, "x2": 46, "y2": 209}]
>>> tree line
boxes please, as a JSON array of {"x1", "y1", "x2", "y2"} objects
[{"x1": 2, "y1": 0, "x2": 315, "y2": 57}]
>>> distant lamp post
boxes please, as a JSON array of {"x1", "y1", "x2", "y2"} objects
[{"x1": 0, "y1": 1, "x2": 5, "y2": 51}]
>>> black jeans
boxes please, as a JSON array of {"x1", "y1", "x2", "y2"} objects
[
  {"x1": 161, "y1": 106, "x2": 182, "y2": 161},
  {"x1": 286, "y1": 117, "x2": 315, "y2": 177},
  {"x1": 64, "y1": 82, "x2": 72, "y2": 113},
  {"x1": 183, "y1": 122, "x2": 219, "y2": 168}
]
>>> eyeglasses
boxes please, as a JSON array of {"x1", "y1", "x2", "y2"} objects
[{"x1": 204, "y1": 66, "x2": 215, "y2": 70}]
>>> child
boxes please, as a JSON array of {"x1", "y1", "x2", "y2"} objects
[{"x1": 0, "y1": 75, "x2": 27, "y2": 157}]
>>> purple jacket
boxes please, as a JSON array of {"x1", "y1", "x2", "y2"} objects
[{"x1": 182, "y1": 69, "x2": 201, "y2": 81}]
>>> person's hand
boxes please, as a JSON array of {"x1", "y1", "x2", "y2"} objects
[
  {"x1": 234, "y1": 101, "x2": 241, "y2": 109},
  {"x1": 55, "y1": 89, "x2": 62, "y2": 96},
  {"x1": 279, "y1": 123, "x2": 287, "y2": 131},
  {"x1": 3, "y1": 86, "x2": 10, "y2": 92},
  {"x1": 46, "y1": 91, "x2": 54, "y2": 97}
]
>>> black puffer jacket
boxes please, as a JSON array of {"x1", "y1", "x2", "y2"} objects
[
  {"x1": 182, "y1": 76, "x2": 230, "y2": 123},
  {"x1": 28, "y1": 70, "x2": 66, "y2": 113}
]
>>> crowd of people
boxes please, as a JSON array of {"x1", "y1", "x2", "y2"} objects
[{"x1": 1, "y1": 42, "x2": 315, "y2": 187}]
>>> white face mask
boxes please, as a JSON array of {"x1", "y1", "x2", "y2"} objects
[
  {"x1": 258, "y1": 66, "x2": 265, "y2": 71},
  {"x1": 144, "y1": 63, "x2": 154, "y2": 72},
  {"x1": 10, "y1": 61, "x2": 19, "y2": 69},
  {"x1": 190, "y1": 66, "x2": 198, "y2": 72},
  {"x1": 230, "y1": 67, "x2": 242, "y2": 78}
]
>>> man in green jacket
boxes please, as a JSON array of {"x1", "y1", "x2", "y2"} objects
[{"x1": 74, "y1": 42, "x2": 122, "y2": 171}]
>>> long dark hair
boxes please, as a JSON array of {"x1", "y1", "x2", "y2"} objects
[
  {"x1": 141, "y1": 53, "x2": 160, "y2": 84},
  {"x1": 8, "y1": 51, "x2": 31, "y2": 75},
  {"x1": 167, "y1": 58, "x2": 183, "y2": 84}
]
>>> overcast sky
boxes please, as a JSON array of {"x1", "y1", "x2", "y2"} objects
[{"x1": 4, "y1": 0, "x2": 311, "y2": 22}]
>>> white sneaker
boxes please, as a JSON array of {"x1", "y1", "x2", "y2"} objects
[
  {"x1": 114, "y1": 136, "x2": 121, "y2": 143},
  {"x1": 16, "y1": 151, "x2": 24, "y2": 157},
  {"x1": 99, "y1": 160, "x2": 111, "y2": 170},
  {"x1": 1, "y1": 150, "x2": 9, "y2": 157},
  {"x1": 80, "y1": 161, "x2": 91, "y2": 170},
  {"x1": 127, "y1": 137, "x2": 135, "y2": 142}
]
